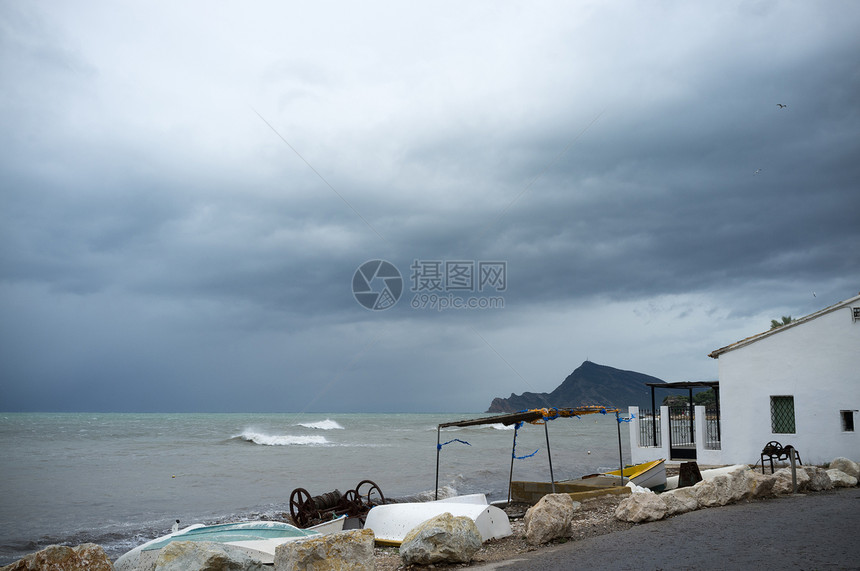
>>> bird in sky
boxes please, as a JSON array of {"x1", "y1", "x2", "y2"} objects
[
  {"x1": 777, "y1": 103, "x2": 787, "y2": 109},
  {"x1": 754, "y1": 168, "x2": 762, "y2": 175}
]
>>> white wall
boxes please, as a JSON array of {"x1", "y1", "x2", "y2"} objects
[{"x1": 717, "y1": 305, "x2": 860, "y2": 465}]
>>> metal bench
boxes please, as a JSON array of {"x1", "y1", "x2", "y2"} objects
[{"x1": 760, "y1": 441, "x2": 802, "y2": 474}]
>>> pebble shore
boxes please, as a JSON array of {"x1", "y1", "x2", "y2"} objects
[{"x1": 372, "y1": 494, "x2": 631, "y2": 570}]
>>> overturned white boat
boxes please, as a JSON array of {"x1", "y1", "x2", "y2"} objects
[
  {"x1": 114, "y1": 516, "x2": 345, "y2": 569},
  {"x1": 363, "y1": 495, "x2": 512, "y2": 546}
]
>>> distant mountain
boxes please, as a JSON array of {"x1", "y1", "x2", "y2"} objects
[{"x1": 487, "y1": 361, "x2": 665, "y2": 413}]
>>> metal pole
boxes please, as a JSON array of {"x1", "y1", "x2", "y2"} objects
[
  {"x1": 688, "y1": 388, "x2": 694, "y2": 448},
  {"x1": 651, "y1": 386, "x2": 657, "y2": 447},
  {"x1": 544, "y1": 421, "x2": 555, "y2": 493},
  {"x1": 616, "y1": 411, "x2": 624, "y2": 487},
  {"x1": 715, "y1": 386, "x2": 721, "y2": 443},
  {"x1": 435, "y1": 425, "x2": 441, "y2": 500},
  {"x1": 788, "y1": 446, "x2": 798, "y2": 494},
  {"x1": 507, "y1": 426, "x2": 517, "y2": 505}
]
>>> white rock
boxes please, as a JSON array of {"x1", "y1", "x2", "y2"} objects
[
  {"x1": 744, "y1": 470, "x2": 777, "y2": 498},
  {"x1": 661, "y1": 486, "x2": 699, "y2": 516},
  {"x1": 614, "y1": 491, "x2": 667, "y2": 523},
  {"x1": 711, "y1": 467, "x2": 752, "y2": 504},
  {"x1": 693, "y1": 477, "x2": 729, "y2": 507},
  {"x1": 399, "y1": 512, "x2": 482, "y2": 566},
  {"x1": 523, "y1": 493, "x2": 579, "y2": 545},
  {"x1": 275, "y1": 529, "x2": 375, "y2": 571},
  {"x1": 154, "y1": 541, "x2": 265, "y2": 571},
  {"x1": 826, "y1": 469, "x2": 858, "y2": 487},
  {"x1": 772, "y1": 466, "x2": 810, "y2": 494},
  {"x1": 805, "y1": 466, "x2": 834, "y2": 491},
  {"x1": 829, "y1": 457, "x2": 860, "y2": 479},
  {"x1": 3, "y1": 544, "x2": 113, "y2": 571}
]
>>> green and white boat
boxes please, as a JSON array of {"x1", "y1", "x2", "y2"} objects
[{"x1": 114, "y1": 517, "x2": 345, "y2": 569}]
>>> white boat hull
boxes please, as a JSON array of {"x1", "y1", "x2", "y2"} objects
[
  {"x1": 605, "y1": 459, "x2": 667, "y2": 491},
  {"x1": 364, "y1": 500, "x2": 512, "y2": 546}
]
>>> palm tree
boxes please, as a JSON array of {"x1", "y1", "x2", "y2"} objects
[{"x1": 770, "y1": 315, "x2": 793, "y2": 330}]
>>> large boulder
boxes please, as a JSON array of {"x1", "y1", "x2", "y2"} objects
[
  {"x1": 275, "y1": 529, "x2": 374, "y2": 571},
  {"x1": 398, "y1": 513, "x2": 482, "y2": 566},
  {"x1": 614, "y1": 491, "x2": 667, "y2": 523},
  {"x1": 154, "y1": 541, "x2": 265, "y2": 571},
  {"x1": 689, "y1": 467, "x2": 751, "y2": 508},
  {"x1": 523, "y1": 493, "x2": 579, "y2": 545},
  {"x1": 772, "y1": 466, "x2": 810, "y2": 494},
  {"x1": 691, "y1": 478, "x2": 720, "y2": 508},
  {"x1": 804, "y1": 466, "x2": 834, "y2": 491},
  {"x1": 721, "y1": 467, "x2": 751, "y2": 503},
  {"x1": 827, "y1": 469, "x2": 858, "y2": 487},
  {"x1": 660, "y1": 486, "x2": 699, "y2": 516},
  {"x1": 744, "y1": 470, "x2": 777, "y2": 498},
  {"x1": 1, "y1": 544, "x2": 113, "y2": 571},
  {"x1": 829, "y1": 457, "x2": 860, "y2": 479}
]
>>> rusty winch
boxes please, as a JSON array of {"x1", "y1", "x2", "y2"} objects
[{"x1": 288, "y1": 479, "x2": 385, "y2": 528}]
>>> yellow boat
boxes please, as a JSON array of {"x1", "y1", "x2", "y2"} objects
[{"x1": 603, "y1": 458, "x2": 666, "y2": 491}]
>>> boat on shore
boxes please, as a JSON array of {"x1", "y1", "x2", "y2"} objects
[
  {"x1": 114, "y1": 516, "x2": 345, "y2": 569},
  {"x1": 509, "y1": 459, "x2": 666, "y2": 503},
  {"x1": 364, "y1": 494, "x2": 512, "y2": 547},
  {"x1": 597, "y1": 458, "x2": 667, "y2": 491}
]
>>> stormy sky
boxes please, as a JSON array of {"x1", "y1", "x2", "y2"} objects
[{"x1": 1, "y1": 1, "x2": 858, "y2": 413}]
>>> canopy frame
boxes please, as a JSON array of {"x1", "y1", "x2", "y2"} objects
[{"x1": 434, "y1": 406, "x2": 622, "y2": 502}]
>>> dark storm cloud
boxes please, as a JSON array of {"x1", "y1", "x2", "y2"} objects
[{"x1": 1, "y1": 1, "x2": 858, "y2": 412}]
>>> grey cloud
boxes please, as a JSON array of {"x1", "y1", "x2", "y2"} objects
[{"x1": 1, "y1": 1, "x2": 858, "y2": 412}]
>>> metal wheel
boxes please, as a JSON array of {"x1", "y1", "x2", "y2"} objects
[
  {"x1": 341, "y1": 489, "x2": 364, "y2": 516},
  {"x1": 355, "y1": 479, "x2": 385, "y2": 507},
  {"x1": 289, "y1": 487, "x2": 314, "y2": 527}
]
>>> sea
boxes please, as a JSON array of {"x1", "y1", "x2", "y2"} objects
[{"x1": 0, "y1": 412, "x2": 630, "y2": 565}]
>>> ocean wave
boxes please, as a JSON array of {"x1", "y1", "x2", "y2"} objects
[
  {"x1": 234, "y1": 430, "x2": 329, "y2": 446},
  {"x1": 295, "y1": 419, "x2": 344, "y2": 430},
  {"x1": 393, "y1": 485, "x2": 459, "y2": 503},
  {"x1": 483, "y1": 423, "x2": 514, "y2": 431},
  {"x1": 434, "y1": 422, "x2": 515, "y2": 431}
]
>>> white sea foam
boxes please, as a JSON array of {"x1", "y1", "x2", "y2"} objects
[
  {"x1": 484, "y1": 423, "x2": 514, "y2": 431},
  {"x1": 433, "y1": 422, "x2": 515, "y2": 431},
  {"x1": 401, "y1": 485, "x2": 459, "y2": 503},
  {"x1": 296, "y1": 419, "x2": 345, "y2": 430},
  {"x1": 236, "y1": 430, "x2": 328, "y2": 446}
]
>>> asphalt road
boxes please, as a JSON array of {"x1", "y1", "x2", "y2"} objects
[{"x1": 475, "y1": 487, "x2": 860, "y2": 570}]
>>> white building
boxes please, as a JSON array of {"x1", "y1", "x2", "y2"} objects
[{"x1": 629, "y1": 293, "x2": 860, "y2": 466}]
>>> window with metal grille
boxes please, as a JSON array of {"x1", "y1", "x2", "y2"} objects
[
  {"x1": 841, "y1": 410, "x2": 855, "y2": 432},
  {"x1": 770, "y1": 396, "x2": 796, "y2": 433}
]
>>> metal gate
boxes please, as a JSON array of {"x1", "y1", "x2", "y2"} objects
[{"x1": 668, "y1": 405, "x2": 696, "y2": 460}]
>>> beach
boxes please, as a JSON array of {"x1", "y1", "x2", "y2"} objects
[
  {"x1": 7, "y1": 412, "x2": 855, "y2": 570},
  {"x1": 371, "y1": 493, "x2": 633, "y2": 570},
  {"x1": 0, "y1": 412, "x2": 630, "y2": 565}
]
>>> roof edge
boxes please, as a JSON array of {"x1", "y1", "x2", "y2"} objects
[{"x1": 708, "y1": 293, "x2": 860, "y2": 359}]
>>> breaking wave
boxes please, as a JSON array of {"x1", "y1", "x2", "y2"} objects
[
  {"x1": 438, "y1": 422, "x2": 514, "y2": 431},
  {"x1": 295, "y1": 419, "x2": 344, "y2": 430},
  {"x1": 392, "y1": 485, "x2": 459, "y2": 503},
  {"x1": 233, "y1": 430, "x2": 329, "y2": 446},
  {"x1": 483, "y1": 423, "x2": 514, "y2": 430}
]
